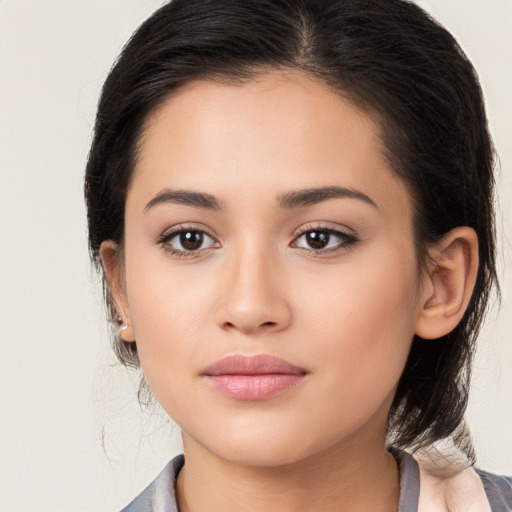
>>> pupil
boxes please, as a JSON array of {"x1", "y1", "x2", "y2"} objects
[
  {"x1": 180, "y1": 231, "x2": 203, "y2": 250},
  {"x1": 307, "y1": 231, "x2": 329, "y2": 249}
]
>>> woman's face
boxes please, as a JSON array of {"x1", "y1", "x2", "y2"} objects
[{"x1": 115, "y1": 71, "x2": 427, "y2": 466}]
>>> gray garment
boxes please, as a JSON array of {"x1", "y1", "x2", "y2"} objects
[{"x1": 120, "y1": 450, "x2": 512, "y2": 512}]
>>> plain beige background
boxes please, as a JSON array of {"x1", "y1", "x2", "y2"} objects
[{"x1": 0, "y1": 1, "x2": 510, "y2": 511}]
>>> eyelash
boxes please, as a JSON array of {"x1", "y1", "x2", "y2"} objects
[
  {"x1": 291, "y1": 225, "x2": 360, "y2": 255},
  {"x1": 156, "y1": 224, "x2": 219, "y2": 259},
  {"x1": 156, "y1": 224, "x2": 360, "y2": 259}
]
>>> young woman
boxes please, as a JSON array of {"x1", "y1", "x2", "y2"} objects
[{"x1": 85, "y1": 0, "x2": 512, "y2": 510}]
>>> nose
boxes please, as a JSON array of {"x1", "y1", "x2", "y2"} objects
[{"x1": 214, "y1": 245, "x2": 292, "y2": 335}]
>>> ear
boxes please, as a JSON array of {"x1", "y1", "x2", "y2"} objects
[
  {"x1": 100, "y1": 241, "x2": 136, "y2": 342},
  {"x1": 415, "y1": 227, "x2": 479, "y2": 340}
]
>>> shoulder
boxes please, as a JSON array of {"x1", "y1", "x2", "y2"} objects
[
  {"x1": 417, "y1": 457, "x2": 512, "y2": 512},
  {"x1": 476, "y1": 469, "x2": 512, "y2": 512},
  {"x1": 119, "y1": 454, "x2": 184, "y2": 512},
  {"x1": 394, "y1": 447, "x2": 512, "y2": 512}
]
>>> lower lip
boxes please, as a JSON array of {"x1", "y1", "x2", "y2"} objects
[{"x1": 205, "y1": 374, "x2": 305, "y2": 400}]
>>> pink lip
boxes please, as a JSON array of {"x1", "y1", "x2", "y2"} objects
[{"x1": 202, "y1": 354, "x2": 307, "y2": 401}]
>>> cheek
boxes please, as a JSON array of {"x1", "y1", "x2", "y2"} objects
[
  {"x1": 123, "y1": 227, "x2": 217, "y2": 334},
  {"x1": 294, "y1": 247, "x2": 420, "y2": 401},
  {"x1": 121, "y1": 246, "x2": 211, "y2": 396}
]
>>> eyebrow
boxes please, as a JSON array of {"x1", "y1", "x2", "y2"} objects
[
  {"x1": 278, "y1": 186, "x2": 377, "y2": 209},
  {"x1": 145, "y1": 189, "x2": 222, "y2": 212},
  {"x1": 144, "y1": 185, "x2": 377, "y2": 213}
]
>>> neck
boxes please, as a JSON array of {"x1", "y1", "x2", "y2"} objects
[{"x1": 176, "y1": 436, "x2": 399, "y2": 512}]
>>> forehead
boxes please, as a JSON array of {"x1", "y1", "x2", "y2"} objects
[
  {"x1": 130, "y1": 70, "x2": 412, "y2": 221},
  {"x1": 139, "y1": 71, "x2": 379, "y2": 165}
]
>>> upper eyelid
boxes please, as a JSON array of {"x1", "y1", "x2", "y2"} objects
[
  {"x1": 158, "y1": 223, "x2": 355, "y2": 235},
  {"x1": 293, "y1": 222, "x2": 357, "y2": 237},
  {"x1": 157, "y1": 223, "x2": 217, "y2": 241}
]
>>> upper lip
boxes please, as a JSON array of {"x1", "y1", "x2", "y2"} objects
[{"x1": 202, "y1": 354, "x2": 307, "y2": 376}]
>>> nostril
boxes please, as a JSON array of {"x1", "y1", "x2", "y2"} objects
[
  {"x1": 215, "y1": 299, "x2": 292, "y2": 334},
  {"x1": 223, "y1": 320, "x2": 277, "y2": 332}
]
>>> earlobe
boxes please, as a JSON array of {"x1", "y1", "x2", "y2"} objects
[
  {"x1": 414, "y1": 227, "x2": 479, "y2": 340},
  {"x1": 99, "y1": 241, "x2": 136, "y2": 342}
]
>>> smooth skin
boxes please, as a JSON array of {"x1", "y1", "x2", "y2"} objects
[{"x1": 101, "y1": 70, "x2": 478, "y2": 512}]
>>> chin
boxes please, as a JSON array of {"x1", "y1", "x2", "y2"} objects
[
  {"x1": 188, "y1": 421, "x2": 346, "y2": 469},
  {"x1": 214, "y1": 441, "x2": 312, "y2": 468}
]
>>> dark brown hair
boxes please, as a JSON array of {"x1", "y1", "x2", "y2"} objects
[{"x1": 85, "y1": 0, "x2": 497, "y2": 458}]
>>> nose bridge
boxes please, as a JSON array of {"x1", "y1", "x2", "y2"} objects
[
  {"x1": 234, "y1": 238, "x2": 271, "y2": 292},
  {"x1": 216, "y1": 236, "x2": 291, "y2": 333}
]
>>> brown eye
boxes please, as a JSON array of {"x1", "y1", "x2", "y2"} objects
[
  {"x1": 294, "y1": 228, "x2": 358, "y2": 253},
  {"x1": 159, "y1": 228, "x2": 217, "y2": 256},
  {"x1": 305, "y1": 231, "x2": 330, "y2": 249},
  {"x1": 179, "y1": 231, "x2": 204, "y2": 251}
]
